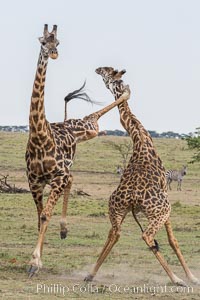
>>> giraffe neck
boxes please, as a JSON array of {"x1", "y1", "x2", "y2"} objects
[
  {"x1": 29, "y1": 49, "x2": 49, "y2": 137},
  {"x1": 113, "y1": 87, "x2": 153, "y2": 149}
]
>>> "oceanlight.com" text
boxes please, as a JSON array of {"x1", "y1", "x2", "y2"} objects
[{"x1": 36, "y1": 283, "x2": 194, "y2": 296}]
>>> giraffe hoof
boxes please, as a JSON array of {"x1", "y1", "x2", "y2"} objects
[
  {"x1": 175, "y1": 279, "x2": 187, "y2": 287},
  {"x1": 172, "y1": 274, "x2": 187, "y2": 287},
  {"x1": 27, "y1": 265, "x2": 39, "y2": 278},
  {"x1": 60, "y1": 228, "x2": 68, "y2": 239},
  {"x1": 84, "y1": 274, "x2": 94, "y2": 282}
]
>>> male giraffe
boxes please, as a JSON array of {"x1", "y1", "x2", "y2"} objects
[
  {"x1": 26, "y1": 27, "x2": 130, "y2": 277},
  {"x1": 84, "y1": 67, "x2": 199, "y2": 286}
]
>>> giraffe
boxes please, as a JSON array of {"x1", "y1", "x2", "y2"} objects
[
  {"x1": 84, "y1": 67, "x2": 199, "y2": 286},
  {"x1": 26, "y1": 26, "x2": 130, "y2": 277}
]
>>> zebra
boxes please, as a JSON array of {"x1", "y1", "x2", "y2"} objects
[{"x1": 165, "y1": 165, "x2": 187, "y2": 191}]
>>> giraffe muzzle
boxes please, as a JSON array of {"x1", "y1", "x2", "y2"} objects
[
  {"x1": 95, "y1": 68, "x2": 101, "y2": 74},
  {"x1": 49, "y1": 49, "x2": 58, "y2": 59}
]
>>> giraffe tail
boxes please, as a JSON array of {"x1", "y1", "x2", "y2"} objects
[
  {"x1": 64, "y1": 81, "x2": 101, "y2": 104},
  {"x1": 131, "y1": 208, "x2": 144, "y2": 233},
  {"x1": 64, "y1": 81, "x2": 102, "y2": 121},
  {"x1": 64, "y1": 81, "x2": 89, "y2": 103},
  {"x1": 132, "y1": 208, "x2": 160, "y2": 251}
]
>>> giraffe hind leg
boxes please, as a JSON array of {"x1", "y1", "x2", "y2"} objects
[
  {"x1": 165, "y1": 219, "x2": 199, "y2": 284},
  {"x1": 142, "y1": 217, "x2": 187, "y2": 286}
]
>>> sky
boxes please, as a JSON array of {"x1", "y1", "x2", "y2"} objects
[{"x1": 1, "y1": 0, "x2": 200, "y2": 134}]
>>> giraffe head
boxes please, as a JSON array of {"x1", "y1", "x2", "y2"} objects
[
  {"x1": 96, "y1": 67, "x2": 126, "y2": 95},
  {"x1": 38, "y1": 24, "x2": 59, "y2": 60}
]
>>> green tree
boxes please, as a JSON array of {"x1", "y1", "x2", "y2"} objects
[
  {"x1": 105, "y1": 139, "x2": 132, "y2": 170},
  {"x1": 185, "y1": 127, "x2": 200, "y2": 163}
]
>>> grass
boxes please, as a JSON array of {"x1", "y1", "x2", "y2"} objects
[{"x1": 0, "y1": 132, "x2": 200, "y2": 299}]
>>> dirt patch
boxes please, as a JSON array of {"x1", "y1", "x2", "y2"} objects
[{"x1": 40, "y1": 264, "x2": 200, "y2": 300}]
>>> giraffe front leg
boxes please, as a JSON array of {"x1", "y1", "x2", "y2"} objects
[
  {"x1": 84, "y1": 207, "x2": 126, "y2": 282},
  {"x1": 28, "y1": 212, "x2": 49, "y2": 277},
  {"x1": 60, "y1": 174, "x2": 73, "y2": 239},
  {"x1": 28, "y1": 174, "x2": 69, "y2": 277},
  {"x1": 84, "y1": 227, "x2": 121, "y2": 282},
  {"x1": 28, "y1": 228, "x2": 45, "y2": 277},
  {"x1": 29, "y1": 183, "x2": 45, "y2": 231}
]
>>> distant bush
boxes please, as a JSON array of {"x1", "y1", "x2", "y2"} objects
[{"x1": 185, "y1": 127, "x2": 200, "y2": 163}]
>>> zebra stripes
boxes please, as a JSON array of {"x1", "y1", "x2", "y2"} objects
[{"x1": 165, "y1": 165, "x2": 187, "y2": 191}]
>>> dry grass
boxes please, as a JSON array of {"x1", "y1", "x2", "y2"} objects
[{"x1": 0, "y1": 132, "x2": 200, "y2": 299}]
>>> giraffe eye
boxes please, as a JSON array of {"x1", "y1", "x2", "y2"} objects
[{"x1": 41, "y1": 42, "x2": 46, "y2": 46}]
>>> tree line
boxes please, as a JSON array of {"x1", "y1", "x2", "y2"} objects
[
  {"x1": 184, "y1": 127, "x2": 200, "y2": 163},
  {"x1": 106, "y1": 129, "x2": 187, "y2": 139}
]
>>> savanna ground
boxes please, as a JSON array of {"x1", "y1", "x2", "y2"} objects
[{"x1": 0, "y1": 132, "x2": 200, "y2": 299}]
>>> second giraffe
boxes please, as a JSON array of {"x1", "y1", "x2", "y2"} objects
[{"x1": 84, "y1": 67, "x2": 199, "y2": 286}]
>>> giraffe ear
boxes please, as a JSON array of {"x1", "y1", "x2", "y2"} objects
[
  {"x1": 113, "y1": 69, "x2": 126, "y2": 80},
  {"x1": 38, "y1": 37, "x2": 45, "y2": 45}
]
